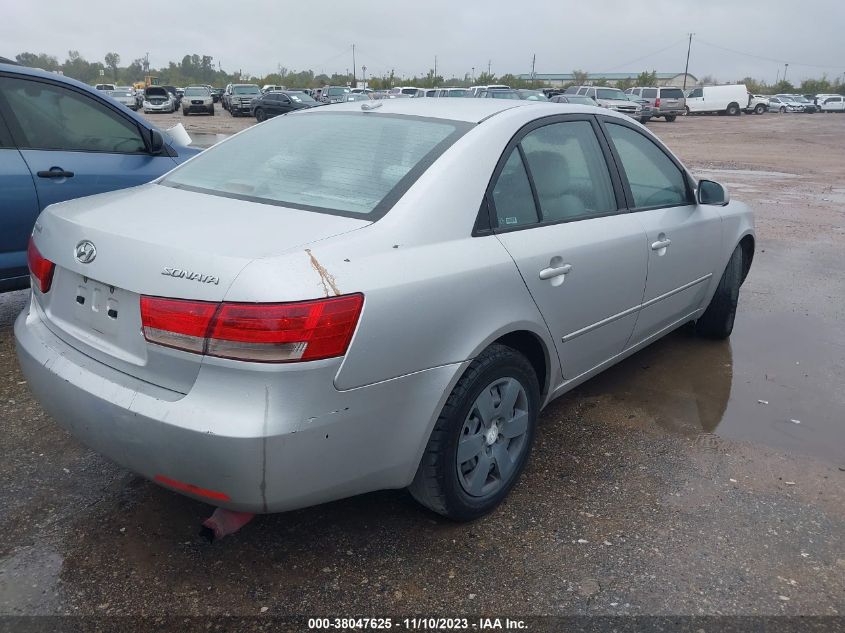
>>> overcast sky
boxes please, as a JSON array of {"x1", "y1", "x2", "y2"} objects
[{"x1": 4, "y1": 0, "x2": 843, "y2": 83}]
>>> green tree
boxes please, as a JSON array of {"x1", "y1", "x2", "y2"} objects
[
  {"x1": 799, "y1": 77, "x2": 832, "y2": 95},
  {"x1": 572, "y1": 69, "x2": 589, "y2": 85},
  {"x1": 104, "y1": 52, "x2": 120, "y2": 82},
  {"x1": 635, "y1": 70, "x2": 658, "y2": 86},
  {"x1": 740, "y1": 76, "x2": 765, "y2": 94},
  {"x1": 615, "y1": 77, "x2": 634, "y2": 91},
  {"x1": 15, "y1": 52, "x2": 60, "y2": 71},
  {"x1": 772, "y1": 80, "x2": 795, "y2": 93}
]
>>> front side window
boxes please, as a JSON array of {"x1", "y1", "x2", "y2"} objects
[
  {"x1": 162, "y1": 112, "x2": 468, "y2": 218},
  {"x1": 520, "y1": 121, "x2": 617, "y2": 222},
  {"x1": 0, "y1": 77, "x2": 145, "y2": 153},
  {"x1": 604, "y1": 123, "x2": 690, "y2": 209},
  {"x1": 690, "y1": 88, "x2": 703, "y2": 98}
]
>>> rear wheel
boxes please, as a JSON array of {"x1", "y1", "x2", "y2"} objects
[
  {"x1": 409, "y1": 344, "x2": 540, "y2": 521},
  {"x1": 779, "y1": 106, "x2": 787, "y2": 113},
  {"x1": 726, "y1": 103, "x2": 740, "y2": 116},
  {"x1": 209, "y1": 105, "x2": 215, "y2": 115},
  {"x1": 665, "y1": 114, "x2": 677, "y2": 122},
  {"x1": 684, "y1": 106, "x2": 691, "y2": 116},
  {"x1": 696, "y1": 246, "x2": 743, "y2": 339}
]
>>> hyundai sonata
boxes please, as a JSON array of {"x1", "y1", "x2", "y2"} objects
[{"x1": 15, "y1": 99, "x2": 754, "y2": 520}]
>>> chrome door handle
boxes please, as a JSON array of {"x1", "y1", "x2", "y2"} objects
[
  {"x1": 539, "y1": 264, "x2": 572, "y2": 280},
  {"x1": 651, "y1": 238, "x2": 671, "y2": 250}
]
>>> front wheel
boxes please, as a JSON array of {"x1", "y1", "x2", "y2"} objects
[
  {"x1": 409, "y1": 344, "x2": 540, "y2": 521},
  {"x1": 208, "y1": 105, "x2": 215, "y2": 115},
  {"x1": 684, "y1": 106, "x2": 691, "y2": 116},
  {"x1": 182, "y1": 109, "x2": 188, "y2": 116},
  {"x1": 696, "y1": 246, "x2": 743, "y2": 339},
  {"x1": 665, "y1": 114, "x2": 677, "y2": 122},
  {"x1": 754, "y1": 104, "x2": 765, "y2": 114},
  {"x1": 255, "y1": 108, "x2": 267, "y2": 122},
  {"x1": 779, "y1": 106, "x2": 787, "y2": 113}
]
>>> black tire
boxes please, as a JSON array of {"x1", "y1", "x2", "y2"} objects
[
  {"x1": 779, "y1": 106, "x2": 786, "y2": 113},
  {"x1": 255, "y1": 108, "x2": 267, "y2": 122},
  {"x1": 182, "y1": 108, "x2": 188, "y2": 116},
  {"x1": 665, "y1": 114, "x2": 677, "y2": 122},
  {"x1": 726, "y1": 103, "x2": 740, "y2": 116},
  {"x1": 209, "y1": 105, "x2": 215, "y2": 115},
  {"x1": 754, "y1": 104, "x2": 765, "y2": 114},
  {"x1": 696, "y1": 246, "x2": 743, "y2": 339},
  {"x1": 409, "y1": 344, "x2": 540, "y2": 521},
  {"x1": 684, "y1": 106, "x2": 691, "y2": 116}
]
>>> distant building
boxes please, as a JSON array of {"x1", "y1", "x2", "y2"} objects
[{"x1": 517, "y1": 72, "x2": 698, "y2": 88}]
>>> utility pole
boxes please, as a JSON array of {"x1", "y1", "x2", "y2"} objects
[
  {"x1": 783, "y1": 62, "x2": 789, "y2": 85},
  {"x1": 352, "y1": 44, "x2": 356, "y2": 88},
  {"x1": 488, "y1": 59, "x2": 491, "y2": 76},
  {"x1": 434, "y1": 55, "x2": 437, "y2": 84},
  {"x1": 682, "y1": 33, "x2": 694, "y2": 91},
  {"x1": 531, "y1": 54, "x2": 536, "y2": 88},
  {"x1": 472, "y1": 66, "x2": 475, "y2": 82},
  {"x1": 362, "y1": 65, "x2": 367, "y2": 87}
]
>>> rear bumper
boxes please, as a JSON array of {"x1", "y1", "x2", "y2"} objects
[{"x1": 15, "y1": 299, "x2": 464, "y2": 513}]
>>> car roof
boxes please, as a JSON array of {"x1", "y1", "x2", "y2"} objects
[{"x1": 297, "y1": 97, "x2": 566, "y2": 123}]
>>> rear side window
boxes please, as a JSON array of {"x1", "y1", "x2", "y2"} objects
[
  {"x1": 0, "y1": 76, "x2": 145, "y2": 153},
  {"x1": 642, "y1": 88, "x2": 658, "y2": 98},
  {"x1": 491, "y1": 149, "x2": 539, "y2": 228},
  {"x1": 520, "y1": 121, "x2": 616, "y2": 222},
  {"x1": 660, "y1": 88, "x2": 684, "y2": 99},
  {"x1": 162, "y1": 112, "x2": 469, "y2": 218},
  {"x1": 605, "y1": 123, "x2": 690, "y2": 209}
]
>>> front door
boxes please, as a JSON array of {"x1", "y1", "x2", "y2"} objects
[
  {"x1": 0, "y1": 75, "x2": 176, "y2": 211},
  {"x1": 490, "y1": 117, "x2": 648, "y2": 380},
  {"x1": 601, "y1": 119, "x2": 722, "y2": 346}
]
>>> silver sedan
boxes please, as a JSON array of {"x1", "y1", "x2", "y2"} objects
[{"x1": 15, "y1": 99, "x2": 755, "y2": 521}]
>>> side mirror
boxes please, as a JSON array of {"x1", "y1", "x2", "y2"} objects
[
  {"x1": 149, "y1": 129, "x2": 165, "y2": 155},
  {"x1": 698, "y1": 179, "x2": 729, "y2": 206}
]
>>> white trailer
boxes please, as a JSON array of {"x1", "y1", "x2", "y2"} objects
[{"x1": 685, "y1": 84, "x2": 749, "y2": 116}]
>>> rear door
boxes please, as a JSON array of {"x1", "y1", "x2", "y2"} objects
[
  {"x1": 0, "y1": 111, "x2": 39, "y2": 284},
  {"x1": 600, "y1": 118, "x2": 722, "y2": 347},
  {"x1": 490, "y1": 116, "x2": 648, "y2": 380},
  {"x1": 0, "y1": 74, "x2": 177, "y2": 210}
]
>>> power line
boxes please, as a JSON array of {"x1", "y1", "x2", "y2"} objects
[
  {"x1": 601, "y1": 38, "x2": 688, "y2": 72},
  {"x1": 694, "y1": 38, "x2": 839, "y2": 70}
]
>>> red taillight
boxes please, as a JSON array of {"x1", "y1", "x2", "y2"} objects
[
  {"x1": 655, "y1": 97, "x2": 661, "y2": 108},
  {"x1": 140, "y1": 294, "x2": 363, "y2": 363},
  {"x1": 27, "y1": 237, "x2": 55, "y2": 293}
]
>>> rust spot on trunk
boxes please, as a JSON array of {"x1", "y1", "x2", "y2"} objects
[{"x1": 305, "y1": 249, "x2": 341, "y2": 296}]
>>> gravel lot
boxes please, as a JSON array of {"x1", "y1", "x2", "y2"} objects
[{"x1": 1, "y1": 110, "x2": 843, "y2": 622}]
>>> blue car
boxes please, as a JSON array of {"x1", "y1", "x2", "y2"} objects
[{"x1": 0, "y1": 61, "x2": 200, "y2": 291}]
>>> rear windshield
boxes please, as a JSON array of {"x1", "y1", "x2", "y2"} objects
[
  {"x1": 660, "y1": 88, "x2": 684, "y2": 99},
  {"x1": 642, "y1": 88, "x2": 658, "y2": 98},
  {"x1": 596, "y1": 89, "x2": 625, "y2": 100},
  {"x1": 161, "y1": 112, "x2": 470, "y2": 218},
  {"x1": 327, "y1": 87, "x2": 350, "y2": 96}
]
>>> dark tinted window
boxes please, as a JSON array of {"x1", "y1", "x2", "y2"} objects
[
  {"x1": 605, "y1": 123, "x2": 689, "y2": 209},
  {"x1": 660, "y1": 88, "x2": 684, "y2": 99},
  {"x1": 690, "y1": 88, "x2": 703, "y2": 98},
  {"x1": 491, "y1": 149, "x2": 538, "y2": 228},
  {"x1": 521, "y1": 121, "x2": 616, "y2": 222},
  {"x1": 1, "y1": 77, "x2": 145, "y2": 153},
  {"x1": 642, "y1": 88, "x2": 658, "y2": 98}
]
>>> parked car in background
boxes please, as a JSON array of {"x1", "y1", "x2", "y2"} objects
[
  {"x1": 478, "y1": 89, "x2": 521, "y2": 100},
  {"x1": 517, "y1": 89, "x2": 548, "y2": 101},
  {"x1": 550, "y1": 94, "x2": 597, "y2": 106},
  {"x1": 224, "y1": 84, "x2": 261, "y2": 116},
  {"x1": 438, "y1": 87, "x2": 470, "y2": 98},
  {"x1": 15, "y1": 99, "x2": 753, "y2": 522},
  {"x1": 819, "y1": 95, "x2": 845, "y2": 112},
  {"x1": 251, "y1": 90, "x2": 319, "y2": 121},
  {"x1": 625, "y1": 86, "x2": 685, "y2": 121},
  {"x1": 780, "y1": 95, "x2": 817, "y2": 113},
  {"x1": 766, "y1": 95, "x2": 804, "y2": 113},
  {"x1": 343, "y1": 93, "x2": 372, "y2": 102},
  {"x1": 108, "y1": 86, "x2": 138, "y2": 111},
  {"x1": 321, "y1": 85, "x2": 352, "y2": 103},
  {"x1": 182, "y1": 86, "x2": 215, "y2": 116},
  {"x1": 745, "y1": 95, "x2": 769, "y2": 114},
  {"x1": 261, "y1": 85, "x2": 286, "y2": 93},
  {"x1": 468, "y1": 84, "x2": 509, "y2": 97},
  {"x1": 569, "y1": 86, "x2": 646, "y2": 122},
  {"x1": 624, "y1": 93, "x2": 654, "y2": 123},
  {"x1": 94, "y1": 83, "x2": 116, "y2": 92},
  {"x1": 684, "y1": 84, "x2": 748, "y2": 116},
  {"x1": 210, "y1": 88, "x2": 224, "y2": 103},
  {"x1": 422, "y1": 88, "x2": 439, "y2": 97},
  {"x1": 0, "y1": 61, "x2": 200, "y2": 290},
  {"x1": 142, "y1": 86, "x2": 176, "y2": 113},
  {"x1": 812, "y1": 94, "x2": 840, "y2": 109}
]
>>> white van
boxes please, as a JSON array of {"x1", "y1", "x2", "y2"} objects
[{"x1": 685, "y1": 84, "x2": 749, "y2": 116}]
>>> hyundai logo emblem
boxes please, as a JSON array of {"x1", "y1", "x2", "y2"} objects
[{"x1": 74, "y1": 240, "x2": 97, "y2": 264}]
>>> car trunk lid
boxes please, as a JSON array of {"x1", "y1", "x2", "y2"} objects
[{"x1": 32, "y1": 184, "x2": 369, "y2": 393}]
